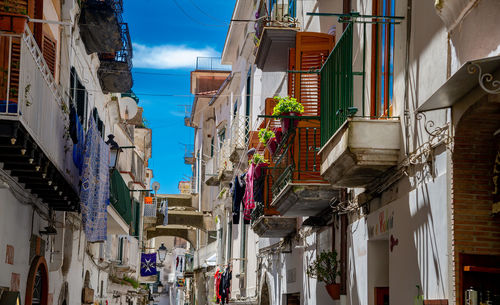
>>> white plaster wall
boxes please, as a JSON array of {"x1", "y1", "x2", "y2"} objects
[{"x1": 348, "y1": 149, "x2": 449, "y2": 305}]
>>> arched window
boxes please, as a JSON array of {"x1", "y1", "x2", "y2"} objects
[{"x1": 25, "y1": 256, "x2": 49, "y2": 305}]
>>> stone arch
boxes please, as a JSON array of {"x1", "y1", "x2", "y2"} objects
[
  {"x1": 57, "y1": 282, "x2": 68, "y2": 305},
  {"x1": 146, "y1": 227, "x2": 197, "y2": 249},
  {"x1": 259, "y1": 277, "x2": 271, "y2": 305},
  {"x1": 25, "y1": 256, "x2": 49, "y2": 305},
  {"x1": 452, "y1": 96, "x2": 500, "y2": 305}
]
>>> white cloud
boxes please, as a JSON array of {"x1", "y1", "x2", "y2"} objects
[{"x1": 133, "y1": 43, "x2": 219, "y2": 69}]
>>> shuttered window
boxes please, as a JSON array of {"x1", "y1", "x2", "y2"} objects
[
  {"x1": 42, "y1": 33, "x2": 56, "y2": 77},
  {"x1": 291, "y1": 32, "x2": 334, "y2": 117}
]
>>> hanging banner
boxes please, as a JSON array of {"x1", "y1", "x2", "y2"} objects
[{"x1": 140, "y1": 253, "x2": 157, "y2": 277}]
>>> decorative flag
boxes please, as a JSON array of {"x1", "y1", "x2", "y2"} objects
[
  {"x1": 140, "y1": 253, "x2": 157, "y2": 277},
  {"x1": 161, "y1": 198, "x2": 168, "y2": 225},
  {"x1": 80, "y1": 117, "x2": 110, "y2": 242},
  {"x1": 143, "y1": 196, "x2": 157, "y2": 217}
]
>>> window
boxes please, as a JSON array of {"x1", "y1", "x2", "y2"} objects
[
  {"x1": 371, "y1": 0, "x2": 395, "y2": 117},
  {"x1": 70, "y1": 67, "x2": 88, "y2": 128},
  {"x1": 92, "y1": 108, "x2": 105, "y2": 138},
  {"x1": 218, "y1": 128, "x2": 226, "y2": 148}
]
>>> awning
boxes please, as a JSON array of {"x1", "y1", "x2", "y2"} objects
[{"x1": 417, "y1": 56, "x2": 500, "y2": 112}]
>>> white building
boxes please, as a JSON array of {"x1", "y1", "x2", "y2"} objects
[
  {"x1": 0, "y1": 1, "x2": 153, "y2": 305},
  {"x1": 188, "y1": 0, "x2": 500, "y2": 305}
]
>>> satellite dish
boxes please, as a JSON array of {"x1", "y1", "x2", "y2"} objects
[
  {"x1": 119, "y1": 96, "x2": 138, "y2": 120},
  {"x1": 152, "y1": 181, "x2": 161, "y2": 193}
]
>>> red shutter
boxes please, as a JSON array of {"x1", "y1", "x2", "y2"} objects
[
  {"x1": 42, "y1": 33, "x2": 56, "y2": 77},
  {"x1": 293, "y1": 32, "x2": 334, "y2": 117},
  {"x1": 0, "y1": 37, "x2": 21, "y2": 104}
]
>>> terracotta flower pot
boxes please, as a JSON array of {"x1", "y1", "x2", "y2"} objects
[
  {"x1": 253, "y1": 162, "x2": 268, "y2": 180},
  {"x1": 0, "y1": 13, "x2": 27, "y2": 34},
  {"x1": 273, "y1": 127, "x2": 283, "y2": 143},
  {"x1": 325, "y1": 283, "x2": 340, "y2": 300},
  {"x1": 280, "y1": 111, "x2": 299, "y2": 133},
  {"x1": 267, "y1": 137, "x2": 277, "y2": 155}
]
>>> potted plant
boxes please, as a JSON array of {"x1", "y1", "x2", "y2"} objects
[
  {"x1": 258, "y1": 128, "x2": 277, "y2": 155},
  {"x1": 306, "y1": 250, "x2": 341, "y2": 300},
  {"x1": 0, "y1": 7, "x2": 28, "y2": 34},
  {"x1": 272, "y1": 96, "x2": 304, "y2": 133},
  {"x1": 249, "y1": 153, "x2": 268, "y2": 179}
]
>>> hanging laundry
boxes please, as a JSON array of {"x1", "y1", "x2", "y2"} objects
[
  {"x1": 72, "y1": 106, "x2": 85, "y2": 174},
  {"x1": 80, "y1": 117, "x2": 110, "y2": 242},
  {"x1": 161, "y1": 198, "x2": 169, "y2": 225},
  {"x1": 232, "y1": 173, "x2": 246, "y2": 224}
]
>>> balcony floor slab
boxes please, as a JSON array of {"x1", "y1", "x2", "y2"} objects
[
  {"x1": 271, "y1": 183, "x2": 339, "y2": 216},
  {"x1": 252, "y1": 216, "x2": 297, "y2": 238}
]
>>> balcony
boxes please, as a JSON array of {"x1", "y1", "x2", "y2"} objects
[
  {"x1": 204, "y1": 157, "x2": 219, "y2": 186},
  {"x1": 319, "y1": 23, "x2": 401, "y2": 187},
  {"x1": 184, "y1": 144, "x2": 195, "y2": 164},
  {"x1": 265, "y1": 119, "x2": 339, "y2": 216},
  {"x1": 216, "y1": 139, "x2": 233, "y2": 184},
  {"x1": 254, "y1": 0, "x2": 299, "y2": 71},
  {"x1": 229, "y1": 115, "x2": 249, "y2": 163},
  {"x1": 97, "y1": 23, "x2": 133, "y2": 93},
  {"x1": 251, "y1": 202, "x2": 297, "y2": 237},
  {"x1": 0, "y1": 28, "x2": 79, "y2": 211},
  {"x1": 78, "y1": 0, "x2": 124, "y2": 54}
]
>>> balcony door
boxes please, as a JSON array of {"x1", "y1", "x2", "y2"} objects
[{"x1": 371, "y1": 0, "x2": 395, "y2": 118}]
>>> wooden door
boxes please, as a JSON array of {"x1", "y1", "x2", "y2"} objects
[{"x1": 375, "y1": 287, "x2": 389, "y2": 305}]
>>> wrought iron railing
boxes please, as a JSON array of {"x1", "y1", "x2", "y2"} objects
[
  {"x1": 255, "y1": 0, "x2": 298, "y2": 38},
  {"x1": 320, "y1": 23, "x2": 354, "y2": 146},
  {"x1": 230, "y1": 115, "x2": 250, "y2": 153},
  {"x1": 264, "y1": 121, "x2": 324, "y2": 204},
  {"x1": 0, "y1": 26, "x2": 79, "y2": 188},
  {"x1": 98, "y1": 22, "x2": 133, "y2": 69},
  {"x1": 184, "y1": 144, "x2": 195, "y2": 160}
]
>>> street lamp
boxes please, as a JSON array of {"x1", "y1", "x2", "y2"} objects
[
  {"x1": 157, "y1": 243, "x2": 168, "y2": 265},
  {"x1": 157, "y1": 281, "x2": 164, "y2": 294},
  {"x1": 105, "y1": 134, "x2": 121, "y2": 169}
]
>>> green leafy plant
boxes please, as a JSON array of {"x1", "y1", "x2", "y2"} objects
[
  {"x1": 306, "y1": 250, "x2": 340, "y2": 285},
  {"x1": 272, "y1": 96, "x2": 304, "y2": 116},
  {"x1": 249, "y1": 153, "x2": 268, "y2": 165},
  {"x1": 122, "y1": 276, "x2": 140, "y2": 289},
  {"x1": 258, "y1": 128, "x2": 275, "y2": 144}
]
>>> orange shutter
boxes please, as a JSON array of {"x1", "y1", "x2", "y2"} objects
[
  {"x1": 293, "y1": 32, "x2": 335, "y2": 117},
  {"x1": 0, "y1": 37, "x2": 21, "y2": 104},
  {"x1": 42, "y1": 33, "x2": 56, "y2": 77}
]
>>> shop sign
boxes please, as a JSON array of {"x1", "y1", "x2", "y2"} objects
[{"x1": 368, "y1": 209, "x2": 394, "y2": 239}]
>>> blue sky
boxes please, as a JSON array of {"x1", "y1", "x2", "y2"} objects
[{"x1": 123, "y1": 0, "x2": 235, "y2": 194}]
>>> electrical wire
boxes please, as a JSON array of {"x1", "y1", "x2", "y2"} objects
[
  {"x1": 187, "y1": 0, "x2": 229, "y2": 24},
  {"x1": 171, "y1": 0, "x2": 227, "y2": 28}
]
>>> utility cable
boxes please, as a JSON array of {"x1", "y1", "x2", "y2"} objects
[{"x1": 171, "y1": 0, "x2": 227, "y2": 28}]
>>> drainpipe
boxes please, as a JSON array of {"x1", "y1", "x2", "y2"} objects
[{"x1": 404, "y1": 0, "x2": 413, "y2": 156}]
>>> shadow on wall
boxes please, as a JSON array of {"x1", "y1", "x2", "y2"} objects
[{"x1": 449, "y1": 0, "x2": 500, "y2": 64}]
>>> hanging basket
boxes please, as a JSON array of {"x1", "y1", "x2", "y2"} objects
[
  {"x1": 266, "y1": 137, "x2": 278, "y2": 155},
  {"x1": 0, "y1": 13, "x2": 27, "y2": 34}
]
